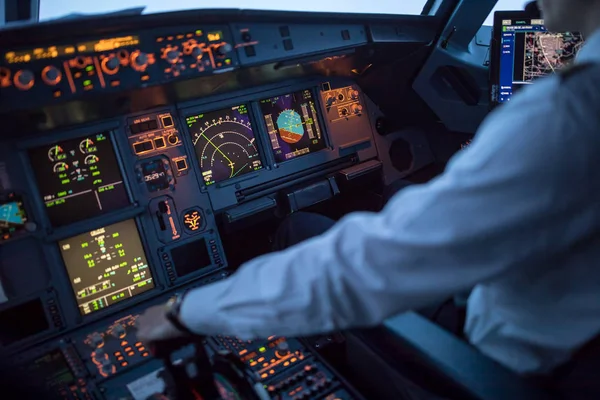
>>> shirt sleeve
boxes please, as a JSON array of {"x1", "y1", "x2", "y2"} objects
[{"x1": 180, "y1": 79, "x2": 600, "y2": 340}]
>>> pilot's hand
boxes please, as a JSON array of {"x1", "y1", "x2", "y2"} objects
[{"x1": 137, "y1": 305, "x2": 185, "y2": 345}]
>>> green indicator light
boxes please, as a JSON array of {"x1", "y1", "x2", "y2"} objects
[
  {"x1": 83, "y1": 80, "x2": 92, "y2": 86},
  {"x1": 85, "y1": 65, "x2": 94, "y2": 72}
]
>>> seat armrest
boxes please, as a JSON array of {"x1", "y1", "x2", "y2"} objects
[{"x1": 379, "y1": 312, "x2": 551, "y2": 400}]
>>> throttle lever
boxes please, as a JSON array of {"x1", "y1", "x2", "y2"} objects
[{"x1": 151, "y1": 336, "x2": 221, "y2": 400}]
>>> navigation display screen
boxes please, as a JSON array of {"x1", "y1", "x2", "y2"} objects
[
  {"x1": 59, "y1": 219, "x2": 154, "y2": 315},
  {"x1": 493, "y1": 14, "x2": 585, "y2": 104},
  {"x1": 29, "y1": 132, "x2": 129, "y2": 227},
  {"x1": 186, "y1": 105, "x2": 263, "y2": 186},
  {"x1": 260, "y1": 89, "x2": 325, "y2": 163}
]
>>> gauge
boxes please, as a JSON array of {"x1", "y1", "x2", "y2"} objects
[
  {"x1": 53, "y1": 162, "x2": 69, "y2": 173},
  {"x1": 79, "y1": 138, "x2": 97, "y2": 154},
  {"x1": 84, "y1": 154, "x2": 99, "y2": 165},
  {"x1": 47, "y1": 145, "x2": 66, "y2": 162}
]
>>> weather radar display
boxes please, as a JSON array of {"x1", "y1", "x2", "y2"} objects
[
  {"x1": 186, "y1": 105, "x2": 262, "y2": 186},
  {"x1": 260, "y1": 89, "x2": 325, "y2": 163}
]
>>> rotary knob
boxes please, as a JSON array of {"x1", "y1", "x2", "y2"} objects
[
  {"x1": 102, "y1": 56, "x2": 120, "y2": 75},
  {"x1": 191, "y1": 46, "x2": 203, "y2": 60},
  {"x1": 325, "y1": 94, "x2": 335, "y2": 106},
  {"x1": 275, "y1": 341, "x2": 290, "y2": 357},
  {"x1": 351, "y1": 104, "x2": 363, "y2": 114},
  {"x1": 165, "y1": 49, "x2": 180, "y2": 64},
  {"x1": 99, "y1": 357, "x2": 113, "y2": 375},
  {"x1": 41, "y1": 66, "x2": 62, "y2": 85},
  {"x1": 350, "y1": 90, "x2": 359, "y2": 100},
  {"x1": 112, "y1": 324, "x2": 127, "y2": 339},
  {"x1": 89, "y1": 333, "x2": 104, "y2": 348},
  {"x1": 14, "y1": 69, "x2": 34, "y2": 90},
  {"x1": 216, "y1": 43, "x2": 233, "y2": 57},
  {"x1": 167, "y1": 134, "x2": 179, "y2": 145},
  {"x1": 131, "y1": 51, "x2": 149, "y2": 71}
]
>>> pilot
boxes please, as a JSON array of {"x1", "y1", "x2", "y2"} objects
[{"x1": 138, "y1": 0, "x2": 600, "y2": 378}]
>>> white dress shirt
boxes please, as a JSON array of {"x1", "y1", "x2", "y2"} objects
[{"x1": 181, "y1": 28, "x2": 600, "y2": 375}]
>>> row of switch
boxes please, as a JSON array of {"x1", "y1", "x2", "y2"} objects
[{"x1": 133, "y1": 134, "x2": 179, "y2": 155}]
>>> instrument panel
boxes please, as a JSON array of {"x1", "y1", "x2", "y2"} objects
[
  {"x1": 0, "y1": 26, "x2": 236, "y2": 110},
  {"x1": 0, "y1": 11, "x2": 385, "y2": 400},
  {"x1": 0, "y1": 75, "x2": 376, "y2": 398}
]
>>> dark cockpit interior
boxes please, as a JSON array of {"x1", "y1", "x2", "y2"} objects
[{"x1": 0, "y1": 0, "x2": 594, "y2": 399}]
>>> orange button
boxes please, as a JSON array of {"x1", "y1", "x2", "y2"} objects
[
  {"x1": 121, "y1": 362, "x2": 128, "y2": 367},
  {"x1": 127, "y1": 351, "x2": 135, "y2": 357}
]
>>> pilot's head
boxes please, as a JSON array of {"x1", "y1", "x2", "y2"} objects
[{"x1": 537, "y1": 0, "x2": 600, "y2": 35}]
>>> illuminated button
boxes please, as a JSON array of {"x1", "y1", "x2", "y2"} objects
[
  {"x1": 133, "y1": 143, "x2": 146, "y2": 154},
  {"x1": 142, "y1": 352, "x2": 149, "y2": 357},
  {"x1": 257, "y1": 357, "x2": 265, "y2": 362},
  {"x1": 121, "y1": 362, "x2": 128, "y2": 367},
  {"x1": 53, "y1": 89, "x2": 62, "y2": 98},
  {"x1": 124, "y1": 347, "x2": 132, "y2": 352},
  {"x1": 175, "y1": 159, "x2": 187, "y2": 171},
  {"x1": 260, "y1": 373, "x2": 268, "y2": 379},
  {"x1": 161, "y1": 115, "x2": 174, "y2": 128},
  {"x1": 127, "y1": 351, "x2": 135, "y2": 357},
  {"x1": 142, "y1": 141, "x2": 154, "y2": 151}
]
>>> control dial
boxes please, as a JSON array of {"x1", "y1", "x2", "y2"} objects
[
  {"x1": 215, "y1": 43, "x2": 233, "y2": 57},
  {"x1": 191, "y1": 46, "x2": 204, "y2": 60},
  {"x1": 325, "y1": 94, "x2": 335, "y2": 106},
  {"x1": 167, "y1": 134, "x2": 179, "y2": 145},
  {"x1": 102, "y1": 56, "x2": 120, "y2": 75},
  {"x1": 131, "y1": 51, "x2": 149, "y2": 71},
  {"x1": 275, "y1": 341, "x2": 290, "y2": 357},
  {"x1": 162, "y1": 46, "x2": 182, "y2": 64},
  {"x1": 89, "y1": 333, "x2": 104, "y2": 348},
  {"x1": 41, "y1": 66, "x2": 62, "y2": 85},
  {"x1": 111, "y1": 324, "x2": 127, "y2": 339},
  {"x1": 14, "y1": 70, "x2": 34, "y2": 90},
  {"x1": 351, "y1": 104, "x2": 363, "y2": 114},
  {"x1": 350, "y1": 90, "x2": 359, "y2": 100}
]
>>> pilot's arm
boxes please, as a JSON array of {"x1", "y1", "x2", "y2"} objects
[{"x1": 138, "y1": 77, "x2": 600, "y2": 342}]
